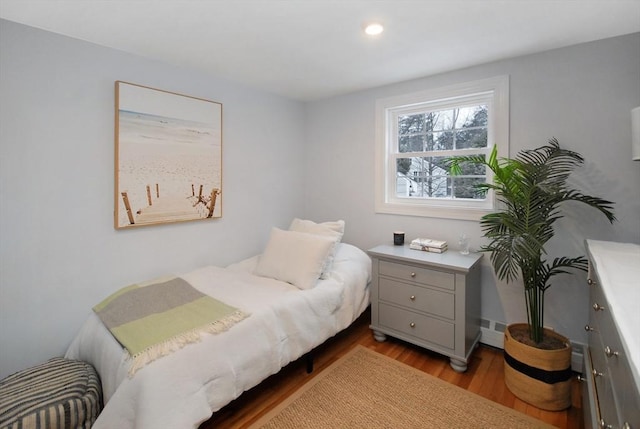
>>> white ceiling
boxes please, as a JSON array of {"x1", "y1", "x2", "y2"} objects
[{"x1": 1, "y1": 0, "x2": 639, "y2": 101}]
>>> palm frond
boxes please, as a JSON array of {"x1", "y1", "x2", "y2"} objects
[
  {"x1": 538, "y1": 256, "x2": 589, "y2": 292},
  {"x1": 561, "y1": 190, "x2": 616, "y2": 223},
  {"x1": 447, "y1": 138, "x2": 616, "y2": 345}
]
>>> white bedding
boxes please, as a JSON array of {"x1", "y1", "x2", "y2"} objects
[{"x1": 65, "y1": 243, "x2": 371, "y2": 429}]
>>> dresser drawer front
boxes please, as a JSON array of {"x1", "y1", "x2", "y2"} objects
[
  {"x1": 593, "y1": 293, "x2": 640, "y2": 427},
  {"x1": 589, "y1": 312, "x2": 620, "y2": 428},
  {"x1": 588, "y1": 272, "x2": 607, "y2": 331},
  {"x1": 379, "y1": 260, "x2": 454, "y2": 290},
  {"x1": 378, "y1": 303, "x2": 455, "y2": 349},
  {"x1": 379, "y1": 278, "x2": 455, "y2": 320},
  {"x1": 582, "y1": 350, "x2": 599, "y2": 429},
  {"x1": 620, "y1": 385, "x2": 640, "y2": 429},
  {"x1": 591, "y1": 351, "x2": 620, "y2": 428},
  {"x1": 598, "y1": 310, "x2": 629, "y2": 398}
]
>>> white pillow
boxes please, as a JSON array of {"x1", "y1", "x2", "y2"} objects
[
  {"x1": 254, "y1": 227, "x2": 336, "y2": 290},
  {"x1": 289, "y1": 218, "x2": 345, "y2": 279},
  {"x1": 289, "y1": 218, "x2": 345, "y2": 237}
]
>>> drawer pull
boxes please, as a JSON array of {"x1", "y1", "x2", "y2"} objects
[
  {"x1": 409, "y1": 322, "x2": 416, "y2": 328},
  {"x1": 410, "y1": 295, "x2": 416, "y2": 301},
  {"x1": 599, "y1": 419, "x2": 613, "y2": 429},
  {"x1": 410, "y1": 272, "x2": 416, "y2": 278},
  {"x1": 587, "y1": 278, "x2": 596, "y2": 286},
  {"x1": 604, "y1": 346, "x2": 619, "y2": 358},
  {"x1": 592, "y1": 368, "x2": 604, "y2": 378},
  {"x1": 576, "y1": 375, "x2": 586, "y2": 382},
  {"x1": 584, "y1": 324, "x2": 594, "y2": 332},
  {"x1": 592, "y1": 302, "x2": 606, "y2": 312}
]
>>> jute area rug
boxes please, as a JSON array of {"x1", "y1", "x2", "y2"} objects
[{"x1": 250, "y1": 345, "x2": 555, "y2": 429}]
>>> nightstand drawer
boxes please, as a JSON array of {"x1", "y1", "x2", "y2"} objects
[
  {"x1": 379, "y1": 260, "x2": 454, "y2": 290},
  {"x1": 379, "y1": 278, "x2": 455, "y2": 320},
  {"x1": 379, "y1": 303, "x2": 455, "y2": 349}
]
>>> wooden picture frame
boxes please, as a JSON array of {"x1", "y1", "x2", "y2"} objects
[{"x1": 114, "y1": 81, "x2": 222, "y2": 229}]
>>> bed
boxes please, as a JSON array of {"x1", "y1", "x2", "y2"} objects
[{"x1": 64, "y1": 220, "x2": 371, "y2": 429}]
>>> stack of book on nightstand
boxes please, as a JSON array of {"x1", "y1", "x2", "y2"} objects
[{"x1": 409, "y1": 238, "x2": 448, "y2": 253}]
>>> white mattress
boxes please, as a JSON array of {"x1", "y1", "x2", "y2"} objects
[{"x1": 64, "y1": 243, "x2": 371, "y2": 429}]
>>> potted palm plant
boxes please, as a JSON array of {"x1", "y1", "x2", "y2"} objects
[{"x1": 448, "y1": 138, "x2": 615, "y2": 410}]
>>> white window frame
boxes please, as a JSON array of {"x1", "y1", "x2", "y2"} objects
[{"x1": 375, "y1": 75, "x2": 510, "y2": 221}]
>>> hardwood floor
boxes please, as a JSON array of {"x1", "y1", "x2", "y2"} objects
[{"x1": 200, "y1": 308, "x2": 583, "y2": 428}]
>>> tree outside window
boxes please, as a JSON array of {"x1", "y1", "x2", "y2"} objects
[{"x1": 396, "y1": 105, "x2": 488, "y2": 200}]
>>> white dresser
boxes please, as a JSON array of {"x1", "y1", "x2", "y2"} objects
[
  {"x1": 367, "y1": 244, "x2": 482, "y2": 372},
  {"x1": 583, "y1": 240, "x2": 640, "y2": 429}
]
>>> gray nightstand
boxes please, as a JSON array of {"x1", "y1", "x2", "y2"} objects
[{"x1": 368, "y1": 244, "x2": 483, "y2": 372}]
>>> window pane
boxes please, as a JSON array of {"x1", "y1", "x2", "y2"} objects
[
  {"x1": 455, "y1": 160, "x2": 486, "y2": 176},
  {"x1": 415, "y1": 176, "x2": 450, "y2": 198},
  {"x1": 397, "y1": 155, "x2": 488, "y2": 200},
  {"x1": 398, "y1": 135, "x2": 424, "y2": 153},
  {"x1": 432, "y1": 131, "x2": 453, "y2": 150},
  {"x1": 396, "y1": 158, "x2": 413, "y2": 176},
  {"x1": 452, "y1": 178, "x2": 486, "y2": 199},
  {"x1": 396, "y1": 175, "x2": 414, "y2": 197},
  {"x1": 424, "y1": 133, "x2": 437, "y2": 151},
  {"x1": 424, "y1": 112, "x2": 438, "y2": 132},
  {"x1": 456, "y1": 128, "x2": 487, "y2": 149},
  {"x1": 398, "y1": 114, "x2": 425, "y2": 134},
  {"x1": 454, "y1": 107, "x2": 474, "y2": 128},
  {"x1": 456, "y1": 105, "x2": 488, "y2": 128},
  {"x1": 396, "y1": 156, "x2": 452, "y2": 198},
  {"x1": 399, "y1": 106, "x2": 487, "y2": 153},
  {"x1": 432, "y1": 110, "x2": 453, "y2": 131}
]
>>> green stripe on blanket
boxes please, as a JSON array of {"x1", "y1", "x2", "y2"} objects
[{"x1": 93, "y1": 276, "x2": 249, "y2": 376}]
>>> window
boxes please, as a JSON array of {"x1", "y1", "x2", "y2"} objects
[{"x1": 375, "y1": 76, "x2": 509, "y2": 220}]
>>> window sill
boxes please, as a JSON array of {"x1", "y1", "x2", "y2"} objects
[{"x1": 375, "y1": 202, "x2": 489, "y2": 221}]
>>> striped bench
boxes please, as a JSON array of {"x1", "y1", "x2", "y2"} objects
[{"x1": 0, "y1": 358, "x2": 102, "y2": 429}]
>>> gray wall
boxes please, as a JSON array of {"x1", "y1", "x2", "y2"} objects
[
  {"x1": 304, "y1": 33, "x2": 640, "y2": 345},
  {"x1": 1, "y1": 18, "x2": 639, "y2": 379},
  {"x1": 0, "y1": 20, "x2": 306, "y2": 378}
]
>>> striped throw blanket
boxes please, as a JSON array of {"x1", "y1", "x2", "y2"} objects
[{"x1": 94, "y1": 276, "x2": 249, "y2": 376}]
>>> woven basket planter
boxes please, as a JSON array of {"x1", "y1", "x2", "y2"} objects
[{"x1": 503, "y1": 323, "x2": 572, "y2": 411}]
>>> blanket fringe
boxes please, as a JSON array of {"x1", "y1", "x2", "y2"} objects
[{"x1": 127, "y1": 309, "x2": 250, "y2": 377}]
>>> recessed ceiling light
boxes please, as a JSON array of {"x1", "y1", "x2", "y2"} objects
[{"x1": 364, "y1": 23, "x2": 384, "y2": 36}]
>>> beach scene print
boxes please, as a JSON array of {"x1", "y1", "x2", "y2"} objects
[{"x1": 116, "y1": 82, "x2": 222, "y2": 228}]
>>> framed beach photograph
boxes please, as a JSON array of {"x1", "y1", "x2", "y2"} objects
[{"x1": 114, "y1": 81, "x2": 222, "y2": 229}]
